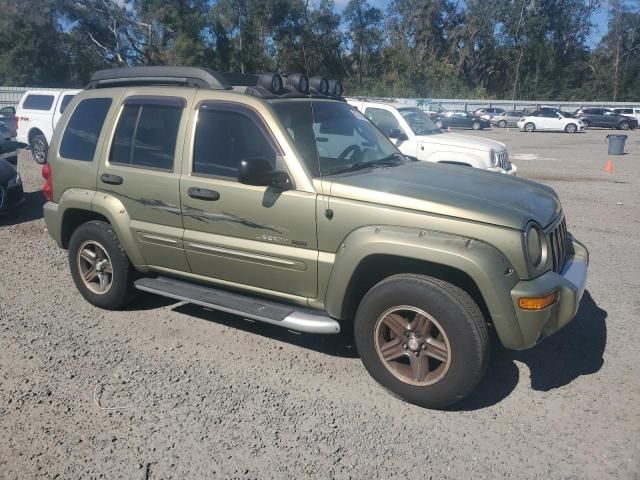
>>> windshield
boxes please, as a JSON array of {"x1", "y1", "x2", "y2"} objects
[
  {"x1": 271, "y1": 100, "x2": 403, "y2": 177},
  {"x1": 398, "y1": 107, "x2": 441, "y2": 134}
]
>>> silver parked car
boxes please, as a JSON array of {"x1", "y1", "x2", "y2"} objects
[{"x1": 493, "y1": 111, "x2": 526, "y2": 128}]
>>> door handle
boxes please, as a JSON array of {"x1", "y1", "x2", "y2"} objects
[
  {"x1": 100, "y1": 173, "x2": 123, "y2": 185},
  {"x1": 188, "y1": 187, "x2": 220, "y2": 201}
]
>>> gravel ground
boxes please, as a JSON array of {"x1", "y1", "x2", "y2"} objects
[{"x1": 1, "y1": 128, "x2": 639, "y2": 479}]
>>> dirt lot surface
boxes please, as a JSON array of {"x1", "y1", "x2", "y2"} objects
[{"x1": 1, "y1": 128, "x2": 639, "y2": 479}]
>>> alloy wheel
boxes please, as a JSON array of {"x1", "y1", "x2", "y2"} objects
[
  {"x1": 77, "y1": 240, "x2": 114, "y2": 294},
  {"x1": 32, "y1": 138, "x2": 47, "y2": 163},
  {"x1": 374, "y1": 306, "x2": 452, "y2": 386}
]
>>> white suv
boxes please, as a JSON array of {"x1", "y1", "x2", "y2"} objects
[
  {"x1": 16, "y1": 89, "x2": 81, "y2": 164},
  {"x1": 347, "y1": 99, "x2": 517, "y2": 175},
  {"x1": 612, "y1": 107, "x2": 640, "y2": 123}
]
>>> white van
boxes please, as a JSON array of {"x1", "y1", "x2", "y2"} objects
[
  {"x1": 16, "y1": 89, "x2": 81, "y2": 164},
  {"x1": 347, "y1": 99, "x2": 517, "y2": 175}
]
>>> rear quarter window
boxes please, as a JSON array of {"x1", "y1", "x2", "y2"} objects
[
  {"x1": 22, "y1": 94, "x2": 55, "y2": 111},
  {"x1": 59, "y1": 95, "x2": 75, "y2": 114},
  {"x1": 59, "y1": 98, "x2": 112, "y2": 161}
]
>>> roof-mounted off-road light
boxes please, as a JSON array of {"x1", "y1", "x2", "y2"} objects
[
  {"x1": 285, "y1": 73, "x2": 309, "y2": 94},
  {"x1": 257, "y1": 73, "x2": 283, "y2": 94},
  {"x1": 328, "y1": 80, "x2": 343, "y2": 97},
  {"x1": 310, "y1": 76, "x2": 329, "y2": 95}
]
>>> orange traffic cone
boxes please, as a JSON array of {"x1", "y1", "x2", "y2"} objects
[{"x1": 605, "y1": 160, "x2": 613, "y2": 173}]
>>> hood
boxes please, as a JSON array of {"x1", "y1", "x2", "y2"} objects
[
  {"x1": 416, "y1": 132, "x2": 506, "y2": 151},
  {"x1": 328, "y1": 161, "x2": 561, "y2": 230},
  {"x1": 0, "y1": 158, "x2": 18, "y2": 184}
]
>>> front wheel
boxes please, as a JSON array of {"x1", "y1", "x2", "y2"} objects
[
  {"x1": 68, "y1": 220, "x2": 135, "y2": 310},
  {"x1": 436, "y1": 120, "x2": 444, "y2": 129},
  {"x1": 497, "y1": 120, "x2": 507, "y2": 128},
  {"x1": 565, "y1": 123, "x2": 578, "y2": 133},
  {"x1": 30, "y1": 134, "x2": 48, "y2": 164},
  {"x1": 524, "y1": 122, "x2": 535, "y2": 132},
  {"x1": 471, "y1": 121, "x2": 481, "y2": 130},
  {"x1": 354, "y1": 274, "x2": 489, "y2": 409}
]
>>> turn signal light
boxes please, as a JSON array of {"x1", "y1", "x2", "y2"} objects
[{"x1": 518, "y1": 292, "x2": 558, "y2": 310}]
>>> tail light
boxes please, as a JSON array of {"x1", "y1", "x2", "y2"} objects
[{"x1": 42, "y1": 163, "x2": 53, "y2": 201}]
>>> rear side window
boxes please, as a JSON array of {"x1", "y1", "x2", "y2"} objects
[
  {"x1": 59, "y1": 95, "x2": 75, "y2": 113},
  {"x1": 193, "y1": 107, "x2": 276, "y2": 179},
  {"x1": 59, "y1": 98, "x2": 112, "y2": 161},
  {"x1": 110, "y1": 103, "x2": 182, "y2": 171},
  {"x1": 22, "y1": 94, "x2": 54, "y2": 111}
]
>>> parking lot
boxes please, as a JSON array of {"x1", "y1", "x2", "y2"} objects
[{"x1": 0, "y1": 127, "x2": 639, "y2": 479}]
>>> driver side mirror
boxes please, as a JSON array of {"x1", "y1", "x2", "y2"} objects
[
  {"x1": 238, "y1": 157, "x2": 293, "y2": 190},
  {"x1": 389, "y1": 128, "x2": 408, "y2": 141}
]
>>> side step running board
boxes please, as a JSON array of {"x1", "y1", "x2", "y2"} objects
[{"x1": 134, "y1": 276, "x2": 340, "y2": 335}]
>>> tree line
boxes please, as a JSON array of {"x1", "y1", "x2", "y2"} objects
[{"x1": 0, "y1": 0, "x2": 639, "y2": 102}]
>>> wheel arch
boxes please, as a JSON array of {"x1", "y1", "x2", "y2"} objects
[
  {"x1": 338, "y1": 254, "x2": 491, "y2": 324},
  {"x1": 28, "y1": 127, "x2": 45, "y2": 144},
  {"x1": 323, "y1": 226, "x2": 519, "y2": 340}
]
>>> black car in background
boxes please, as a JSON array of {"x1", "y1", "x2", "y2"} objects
[
  {"x1": 573, "y1": 107, "x2": 637, "y2": 130},
  {"x1": 433, "y1": 110, "x2": 491, "y2": 130},
  {"x1": 0, "y1": 106, "x2": 17, "y2": 137},
  {"x1": 0, "y1": 123, "x2": 18, "y2": 167},
  {"x1": 0, "y1": 158, "x2": 23, "y2": 214}
]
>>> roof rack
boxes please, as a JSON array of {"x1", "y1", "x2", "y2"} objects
[{"x1": 86, "y1": 66, "x2": 233, "y2": 90}]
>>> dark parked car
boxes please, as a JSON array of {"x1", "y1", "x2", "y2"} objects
[
  {"x1": 434, "y1": 111, "x2": 491, "y2": 130},
  {"x1": 0, "y1": 158, "x2": 23, "y2": 214},
  {"x1": 0, "y1": 106, "x2": 17, "y2": 138},
  {"x1": 573, "y1": 108, "x2": 637, "y2": 130},
  {"x1": 0, "y1": 123, "x2": 18, "y2": 167}
]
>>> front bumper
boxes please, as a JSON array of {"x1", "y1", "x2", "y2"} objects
[
  {"x1": 505, "y1": 237, "x2": 589, "y2": 349},
  {"x1": 487, "y1": 163, "x2": 518, "y2": 176}
]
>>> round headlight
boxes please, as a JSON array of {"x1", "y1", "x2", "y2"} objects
[{"x1": 525, "y1": 223, "x2": 544, "y2": 268}]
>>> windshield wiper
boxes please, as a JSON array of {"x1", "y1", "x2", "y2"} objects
[{"x1": 325, "y1": 153, "x2": 408, "y2": 176}]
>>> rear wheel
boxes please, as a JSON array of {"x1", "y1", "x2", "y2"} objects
[
  {"x1": 497, "y1": 120, "x2": 507, "y2": 128},
  {"x1": 565, "y1": 123, "x2": 577, "y2": 133},
  {"x1": 354, "y1": 274, "x2": 489, "y2": 409},
  {"x1": 30, "y1": 133, "x2": 48, "y2": 164},
  {"x1": 524, "y1": 122, "x2": 535, "y2": 132},
  {"x1": 619, "y1": 121, "x2": 630, "y2": 130},
  {"x1": 68, "y1": 220, "x2": 135, "y2": 310}
]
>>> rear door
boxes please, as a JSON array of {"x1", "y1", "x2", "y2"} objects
[
  {"x1": 179, "y1": 97, "x2": 318, "y2": 298},
  {"x1": 97, "y1": 88, "x2": 195, "y2": 272},
  {"x1": 602, "y1": 110, "x2": 619, "y2": 128}
]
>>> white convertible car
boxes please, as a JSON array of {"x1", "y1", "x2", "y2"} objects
[{"x1": 517, "y1": 109, "x2": 586, "y2": 133}]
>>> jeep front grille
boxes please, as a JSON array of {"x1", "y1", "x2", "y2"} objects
[
  {"x1": 497, "y1": 150, "x2": 508, "y2": 170},
  {"x1": 548, "y1": 216, "x2": 568, "y2": 273}
]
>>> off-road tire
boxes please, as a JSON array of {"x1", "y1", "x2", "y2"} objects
[
  {"x1": 354, "y1": 274, "x2": 490, "y2": 409},
  {"x1": 497, "y1": 120, "x2": 507, "y2": 128},
  {"x1": 524, "y1": 122, "x2": 535, "y2": 132},
  {"x1": 471, "y1": 121, "x2": 482, "y2": 130},
  {"x1": 30, "y1": 133, "x2": 48, "y2": 164},
  {"x1": 68, "y1": 220, "x2": 135, "y2": 310},
  {"x1": 619, "y1": 121, "x2": 630, "y2": 130},
  {"x1": 565, "y1": 123, "x2": 578, "y2": 133}
]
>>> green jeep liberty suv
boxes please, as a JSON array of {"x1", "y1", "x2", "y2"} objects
[{"x1": 42, "y1": 67, "x2": 588, "y2": 408}]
